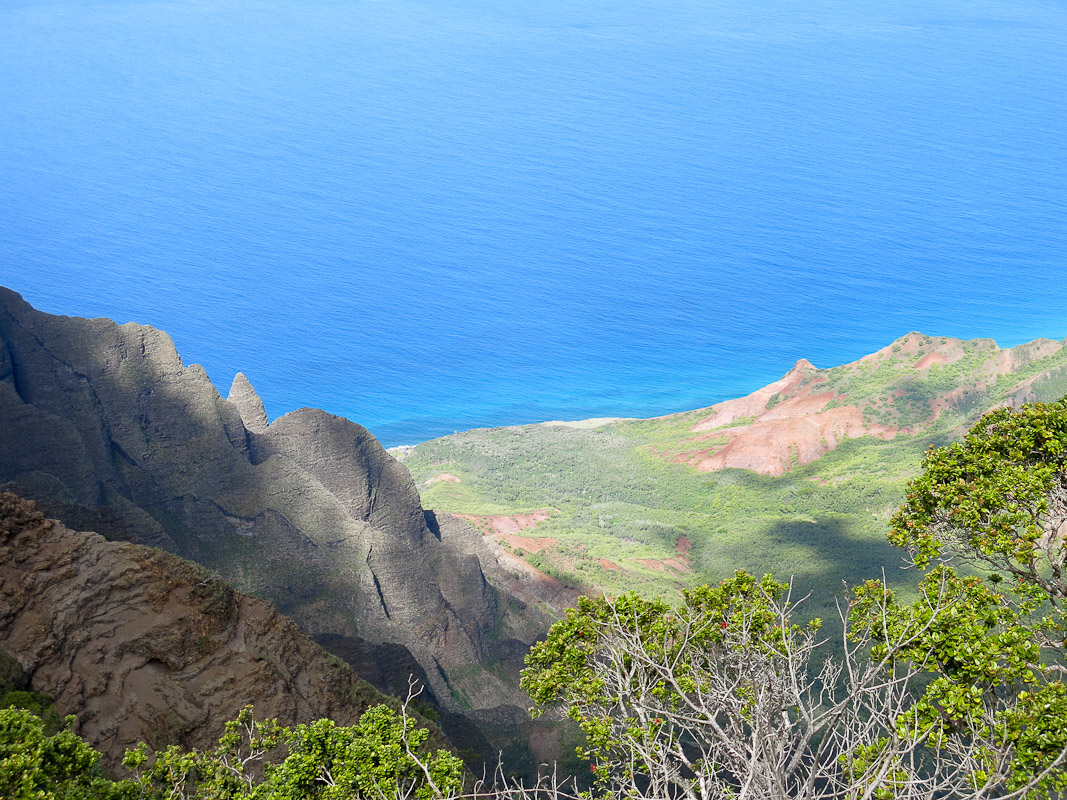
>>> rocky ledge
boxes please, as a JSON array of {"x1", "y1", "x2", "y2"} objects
[{"x1": 0, "y1": 493, "x2": 403, "y2": 771}]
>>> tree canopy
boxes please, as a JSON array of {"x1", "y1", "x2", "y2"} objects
[
  {"x1": 891, "y1": 398, "x2": 1067, "y2": 649},
  {"x1": 520, "y1": 399, "x2": 1067, "y2": 799},
  {"x1": 0, "y1": 698, "x2": 464, "y2": 800},
  {"x1": 0, "y1": 708, "x2": 129, "y2": 800}
]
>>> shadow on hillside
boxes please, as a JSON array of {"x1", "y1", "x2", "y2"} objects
[
  {"x1": 314, "y1": 634, "x2": 501, "y2": 776},
  {"x1": 696, "y1": 513, "x2": 914, "y2": 624}
]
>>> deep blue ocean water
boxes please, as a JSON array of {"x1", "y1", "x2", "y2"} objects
[{"x1": 1, "y1": 0, "x2": 1065, "y2": 446}]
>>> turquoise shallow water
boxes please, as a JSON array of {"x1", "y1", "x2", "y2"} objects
[{"x1": 1, "y1": 0, "x2": 1065, "y2": 445}]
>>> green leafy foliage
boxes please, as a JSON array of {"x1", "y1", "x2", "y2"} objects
[
  {"x1": 522, "y1": 400, "x2": 1067, "y2": 798},
  {"x1": 0, "y1": 653, "x2": 64, "y2": 735},
  {"x1": 0, "y1": 708, "x2": 130, "y2": 800},
  {"x1": 892, "y1": 399, "x2": 1067, "y2": 612},
  {"x1": 872, "y1": 397, "x2": 1067, "y2": 795},
  {"x1": 847, "y1": 566, "x2": 1067, "y2": 796},
  {"x1": 255, "y1": 706, "x2": 463, "y2": 800},
  {"x1": 891, "y1": 398, "x2": 1067, "y2": 673},
  {"x1": 522, "y1": 572, "x2": 851, "y2": 798},
  {"x1": 0, "y1": 702, "x2": 462, "y2": 800},
  {"x1": 123, "y1": 703, "x2": 463, "y2": 800},
  {"x1": 525, "y1": 566, "x2": 1067, "y2": 798},
  {"x1": 522, "y1": 571, "x2": 803, "y2": 722}
]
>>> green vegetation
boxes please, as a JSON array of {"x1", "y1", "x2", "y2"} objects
[
  {"x1": 10, "y1": 393, "x2": 1067, "y2": 799},
  {"x1": 0, "y1": 708, "x2": 129, "y2": 800},
  {"x1": 521, "y1": 399, "x2": 1067, "y2": 799},
  {"x1": 0, "y1": 652, "x2": 62, "y2": 735},
  {"x1": 0, "y1": 701, "x2": 463, "y2": 800},
  {"x1": 402, "y1": 335, "x2": 1067, "y2": 620},
  {"x1": 521, "y1": 564, "x2": 1067, "y2": 799},
  {"x1": 406, "y1": 410, "x2": 927, "y2": 614},
  {"x1": 891, "y1": 397, "x2": 1067, "y2": 641}
]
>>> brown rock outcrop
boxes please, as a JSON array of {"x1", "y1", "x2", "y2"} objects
[{"x1": 0, "y1": 493, "x2": 395, "y2": 771}]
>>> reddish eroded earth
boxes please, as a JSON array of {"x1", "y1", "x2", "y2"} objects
[
  {"x1": 665, "y1": 332, "x2": 1067, "y2": 478},
  {"x1": 499, "y1": 534, "x2": 556, "y2": 553},
  {"x1": 662, "y1": 557, "x2": 691, "y2": 572},
  {"x1": 914, "y1": 351, "x2": 950, "y2": 371},
  {"x1": 635, "y1": 556, "x2": 690, "y2": 573},
  {"x1": 425, "y1": 473, "x2": 462, "y2": 485},
  {"x1": 454, "y1": 509, "x2": 556, "y2": 553},
  {"x1": 636, "y1": 558, "x2": 666, "y2": 572},
  {"x1": 691, "y1": 358, "x2": 817, "y2": 432},
  {"x1": 677, "y1": 359, "x2": 897, "y2": 476},
  {"x1": 680, "y1": 405, "x2": 896, "y2": 477}
]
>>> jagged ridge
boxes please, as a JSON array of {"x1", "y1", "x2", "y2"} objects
[{"x1": 0, "y1": 287, "x2": 549, "y2": 731}]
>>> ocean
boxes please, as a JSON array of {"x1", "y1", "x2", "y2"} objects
[{"x1": 1, "y1": 0, "x2": 1065, "y2": 446}]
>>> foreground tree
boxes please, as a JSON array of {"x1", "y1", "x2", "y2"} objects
[
  {"x1": 891, "y1": 397, "x2": 1067, "y2": 651},
  {"x1": 122, "y1": 690, "x2": 465, "y2": 800},
  {"x1": 523, "y1": 568, "x2": 1067, "y2": 800},
  {"x1": 0, "y1": 707, "x2": 131, "y2": 800},
  {"x1": 522, "y1": 398, "x2": 1067, "y2": 800}
]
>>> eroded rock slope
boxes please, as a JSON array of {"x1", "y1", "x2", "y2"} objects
[
  {"x1": 0, "y1": 287, "x2": 547, "y2": 720},
  {"x1": 670, "y1": 332, "x2": 1067, "y2": 476},
  {"x1": 0, "y1": 493, "x2": 413, "y2": 771}
]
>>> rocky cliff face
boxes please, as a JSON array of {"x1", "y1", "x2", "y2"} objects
[
  {"x1": 0, "y1": 288, "x2": 547, "y2": 722},
  {"x1": 0, "y1": 493, "x2": 411, "y2": 771}
]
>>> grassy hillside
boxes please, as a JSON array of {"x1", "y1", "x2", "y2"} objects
[{"x1": 398, "y1": 333, "x2": 1067, "y2": 619}]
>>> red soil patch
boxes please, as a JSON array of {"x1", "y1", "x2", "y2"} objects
[
  {"x1": 454, "y1": 509, "x2": 552, "y2": 535},
  {"x1": 692, "y1": 359, "x2": 817, "y2": 432},
  {"x1": 929, "y1": 386, "x2": 968, "y2": 417},
  {"x1": 487, "y1": 509, "x2": 551, "y2": 535},
  {"x1": 636, "y1": 557, "x2": 689, "y2": 573},
  {"x1": 676, "y1": 535, "x2": 691, "y2": 555},
  {"x1": 636, "y1": 558, "x2": 666, "y2": 572},
  {"x1": 662, "y1": 557, "x2": 691, "y2": 572},
  {"x1": 500, "y1": 534, "x2": 556, "y2": 554},
  {"x1": 995, "y1": 349, "x2": 1015, "y2": 377},
  {"x1": 426, "y1": 473, "x2": 462, "y2": 485},
  {"x1": 914, "y1": 352, "x2": 949, "y2": 371},
  {"x1": 759, "y1": 390, "x2": 835, "y2": 420},
  {"x1": 454, "y1": 510, "x2": 555, "y2": 553},
  {"x1": 599, "y1": 558, "x2": 621, "y2": 571},
  {"x1": 658, "y1": 332, "x2": 1061, "y2": 478},
  {"x1": 678, "y1": 405, "x2": 896, "y2": 477}
]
